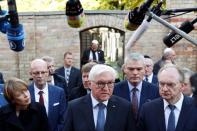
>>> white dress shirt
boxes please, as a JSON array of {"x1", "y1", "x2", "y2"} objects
[
  {"x1": 163, "y1": 93, "x2": 184, "y2": 129},
  {"x1": 91, "y1": 93, "x2": 108, "y2": 127},
  {"x1": 144, "y1": 73, "x2": 153, "y2": 83},
  {"x1": 89, "y1": 51, "x2": 99, "y2": 61},
  {"x1": 34, "y1": 83, "x2": 49, "y2": 115}
]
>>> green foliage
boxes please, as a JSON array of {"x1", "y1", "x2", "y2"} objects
[{"x1": 0, "y1": 0, "x2": 166, "y2": 12}]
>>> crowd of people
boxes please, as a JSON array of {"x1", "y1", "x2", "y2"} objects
[{"x1": 0, "y1": 39, "x2": 197, "y2": 131}]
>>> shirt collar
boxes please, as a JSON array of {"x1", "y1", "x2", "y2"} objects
[
  {"x1": 34, "y1": 83, "x2": 48, "y2": 94},
  {"x1": 90, "y1": 93, "x2": 108, "y2": 108},
  {"x1": 163, "y1": 93, "x2": 184, "y2": 111},
  {"x1": 127, "y1": 80, "x2": 142, "y2": 92}
]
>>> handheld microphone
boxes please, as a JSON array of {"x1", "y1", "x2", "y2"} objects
[
  {"x1": 6, "y1": 0, "x2": 25, "y2": 52},
  {"x1": 124, "y1": 0, "x2": 154, "y2": 31},
  {"x1": 65, "y1": 0, "x2": 85, "y2": 28},
  {"x1": 163, "y1": 17, "x2": 197, "y2": 47}
]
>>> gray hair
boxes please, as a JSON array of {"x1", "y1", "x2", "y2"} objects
[
  {"x1": 88, "y1": 64, "x2": 117, "y2": 81},
  {"x1": 41, "y1": 56, "x2": 54, "y2": 63},
  {"x1": 125, "y1": 52, "x2": 145, "y2": 65},
  {"x1": 158, "y1": 64, "x2": 184, "y2": 83}
]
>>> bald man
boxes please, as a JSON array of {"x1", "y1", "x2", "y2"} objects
[{"x1": 28, "y1": 59, "x2": 67, "y2": 131}]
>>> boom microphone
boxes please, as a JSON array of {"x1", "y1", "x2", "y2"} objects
[
  {"x1": 6, "y1": 0, "x2": 25, "y2": 52},
  {"x1": 163, "y1": 17, "x2": 197, "y2": 47},
  {"x1": 65, "y1": 0, "x2": 85, "y2": 28},
  {"x1": 124, "y1": 0, "x2": 154, "y2": 31}
]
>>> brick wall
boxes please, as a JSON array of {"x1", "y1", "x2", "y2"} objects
[{"x1": 0, "y1": 0, "x2": 196, "y2": 82}]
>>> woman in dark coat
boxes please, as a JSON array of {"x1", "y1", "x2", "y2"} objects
[{"x1": 0, "y1": 77, "x2": 49, "y2": 131}]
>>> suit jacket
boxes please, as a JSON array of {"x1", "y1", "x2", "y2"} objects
[
  {"x1": 55, "y1": 66, "x2": 82, "y2": 97},
  {"x1": 151, "y1": 75, "x2": 158, "y2": 85},
  {"x1": 0, "y1": 103, "x2": 49, "y2": 131},
  {"x1": 81, "y1": 48, "x2": 105, "y2": 65},
  {"x1": 113, "y1": 80, "x2": 160, "y2": 114},
  {"x1": 0, "y1": 72, "x2": 4, "y2": 84},
  {"x1": 68, "y1": 84, "x2": 88, "y2": 101},
  {"x1": 29, "y1": 83, "x2": 67, "y2": 131},
  {"x1": 64, "y1": 94, "x2": 137, "y2": 131},
  {"x1": 0, "y1": 84, "x2": 8, "y2": 107},
  {"x1": 53, "y1": 73, "x2": 68, "y2": 100},
  {"x1": 138, "y1": 97, "x2": 197, "y2": 131}
]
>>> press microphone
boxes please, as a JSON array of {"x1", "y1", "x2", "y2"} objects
[
  {"x1": 124, "y1": 0, "x2": 154, "y2": 31},
  {"x1": 65, "y1": 0, "x2": 85, "y2": 28},
  {"x1": 6, "y1": 0, "x2": 25, "y2": 52},
  {"x1": 163, "y1": 17, "x2": 197, "y2": 47}
]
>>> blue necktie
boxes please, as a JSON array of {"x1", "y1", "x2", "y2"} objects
[
  {"x1": 167, "y1": 105, "x2": 176, "y2": 131},
  {"x1": 96, "y1": 103, "x2": 105, "y2": 131}
]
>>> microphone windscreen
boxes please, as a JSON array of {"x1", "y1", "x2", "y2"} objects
[
  {"x1": 6, "y1": 24, "x2": 25, "y2": 52},
  {"x1": 65, "y1": 0, "x2": 85, "y2": 28},
  {"x1": 124, "y1": 8, "x2": 145, "y2": 31}
]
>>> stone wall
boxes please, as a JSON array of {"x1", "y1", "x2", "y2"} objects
[{"x1": 0, "y1": 0, "x2": 196, "y2": 82}]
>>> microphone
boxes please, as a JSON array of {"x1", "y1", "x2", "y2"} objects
[
  {"x1": 124, "y1": 0, "x2": 154, "y2": 31},
  {"x1": 65, "y1": 0, "x2": 85, "y2": 28},
  {"x1": 163, "y1": 17, "x2": 197, "y2": 47},
  {"x1": 6, "y1": 0, "x2": 25, "y2": 52}
]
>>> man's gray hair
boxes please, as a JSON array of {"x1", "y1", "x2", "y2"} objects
[
  {"x1": 88, "y1": 64, "x2": 117, "y2": 81},
  {"x1": 125, "y1": 52, "x2": 145, "y2": 64}
]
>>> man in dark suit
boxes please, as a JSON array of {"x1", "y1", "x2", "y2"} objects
[
  {"x1": 64, "y1": 64, "x2": 136, "y2": 131},
  {"x1": 113, "y1": 53, "x2": 160, "y2": 120},
  {"x1": 42, "y1": 56, "x2": 68, "y2": 100},
  {"x1": 55, "y1": 51, "x2": 82, "y2": 100},
  {"x1": 28, "y1": 59, "x2": 67, "y2": 131},
  {"x1": 144, "y1": 56, "x2": 158, "y2": 85},
  {"x1": 69, "y1": 62, "x2": 97, "y2": 101},
  {"x1": 138, "y1": 65, "x2": 197, "y2": 131},
  {"x1": 153, "y1": 48, "x2": 176, "y2": 75},
  {"x1": 0, "y1": 72, "x2": 5, "y2": 84},
  {"x1": 81, "y1": 39, "x2": 105, "y2": 65}
]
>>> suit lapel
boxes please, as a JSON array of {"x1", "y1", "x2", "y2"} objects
[
  {"x1": 29, "y1": 84, "x2": 35, "y2": 102},
  {"x1": 48, "y1": 85, "x2": 54, "y2": 117},
  {"x1": 156, "y1": 98, "x2": 166, "y2": 131},
  {"x1": 104, "y1": 97, "x2": 118, "y2": 131},
  {"x1": 140, "y1": 82, "x2": 149, "y2": 109},
  {"x1": 81, "y1": 95, "x2": 95, "y2": 131},
  {"x1": 175, "y1": 97, "x2": 192, "y2": 131}
]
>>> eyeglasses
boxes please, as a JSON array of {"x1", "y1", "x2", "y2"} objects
[
  {"x1": 32, "y1": 71, "x2": 48, "y2": 76},
  {"x1": 92, "y1": 81, "x2": 115, "y2": 89},
  {"x1": 159, "y1": 81, "x2": 179, "y2": 89}
]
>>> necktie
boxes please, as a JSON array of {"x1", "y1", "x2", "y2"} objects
[
  {"x1": 66, "y1": 69, "x2": 70, "y2": 84},
  {"x1": 131, "y1": 87, "x2": 138, "y2": 119},
  {"x1": 167, "y1": 105, "x2": 176, "y2": 131},
  {"x1": 145, "y1": 76, "x2": 148, "y2": 82},
  {"x1": 38, "y1": 91, "x2": 44, "y2": 106},
  {"x1": 96, "y1": 103, "x2": 106, "y2": 131},
  {"x1": 92, "y1": 51, "x2": 97, "y2": 61}
]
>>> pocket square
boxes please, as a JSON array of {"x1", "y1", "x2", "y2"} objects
[{"x1": 53, "y1": 102, "x2": 60, "y2": 106}]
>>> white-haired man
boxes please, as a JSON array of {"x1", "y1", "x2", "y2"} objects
[
  {"x1": 64, "y1": 64, "x2": 136, "y2": 131},
  {"x1": 153, "y1": 48, "x2": 176, "y2": 75},
  {"x1": 81, "y1": 39, "x2": 105, "y2": 65}
]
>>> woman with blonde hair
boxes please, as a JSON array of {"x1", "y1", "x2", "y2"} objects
[{"x1": 0, "y1": 77, "x2": 49, "y2": 131}]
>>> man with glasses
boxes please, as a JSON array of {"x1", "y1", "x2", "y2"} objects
[
  {"x1": 64, "y1": 64, "x2": 136, "y2": 131},
  {"x1": 138, "y1": 65, "x2": 197, "y2": 131},
  {"x1": 28, "y1": 59, "x2": 67, "y2": 131}
]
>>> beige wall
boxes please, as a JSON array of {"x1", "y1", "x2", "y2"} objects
[{"x1": 0, "y1": 1, "x2": 196, "y2": 82}]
